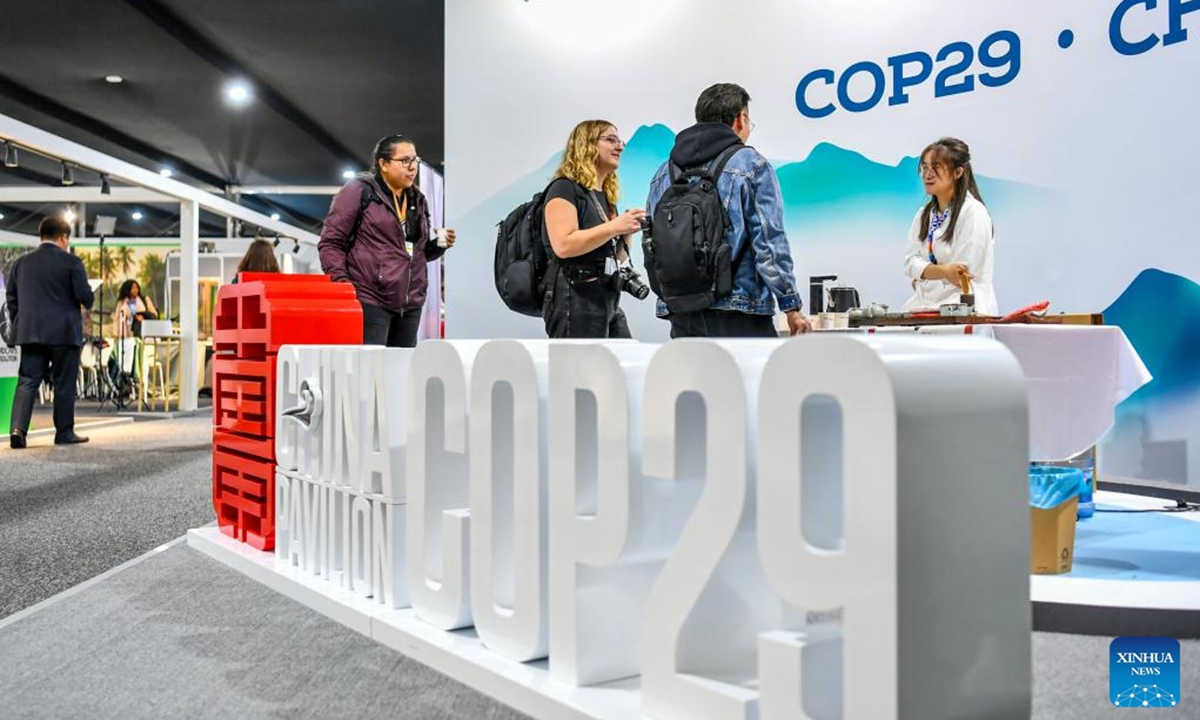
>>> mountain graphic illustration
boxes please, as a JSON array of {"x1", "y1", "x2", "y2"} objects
[
  {"x1": 458, "y1": 124, "x2": 1045, "y2": 250},
  {"x1": 1104, "y1": 268, "x2": 1200, "y2": 406}
]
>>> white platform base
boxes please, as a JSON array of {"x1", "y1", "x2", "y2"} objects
[
  {"x1": 1029, "y1": 491, "x2": 1200, "y2": 612},
  {"x1": 187, "y1": 526, "x2": 641, "y2": 720},
  {"x1": 1029, "y1": 490, "x2": 1200, "y2": 638}
]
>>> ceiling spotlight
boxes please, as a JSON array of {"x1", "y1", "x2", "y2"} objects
[
  {"x1": 105, "y1": 75, "x2": 124, "y2": 84},
  {"x1": 159, "y1": 168, "x2": 173, "y2": 178},
  {"x1": 292, "y1": 239, "x2": 301, "y2": 254},
  {"x1": 63, "y1": 209, "x2": 77, "y2": 224},
  {"x1": 3, "y1": 142, "x2": 16, "y2": 168},
  {"x1": 131, "y1": 211, "x2": 144, "y2": 221},
  {"x1": 272, "y1": 237, "x2": 280, "y2": 248},
  {"x1": 0, "y1": 213, "x2": 6, "y2": 220},
  {"x1": 341, "y1": 169, "x2": 355, "y2": 180},
  {"x1": 270, "y1": 212, "x2": 281, "y2": 221},
  {"x1": 100, "y1": 173, "x2": 111, "y2": 195},
  {"x1": 225, "y1": 80, "x2": 253, "y2": 106},
  {"x1": 61, "y1": 162, "x2": 75, "y2": 186}
]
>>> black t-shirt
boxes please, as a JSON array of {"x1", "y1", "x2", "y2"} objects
[{"x1": 543, "y1": 178, "x2": 617, "y2": 267}]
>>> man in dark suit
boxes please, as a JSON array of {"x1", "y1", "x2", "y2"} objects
[{"x1": 6, "y1": 216, "x2": 95, "y2": 448}]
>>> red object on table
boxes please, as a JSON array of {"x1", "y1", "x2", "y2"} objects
[
  {"x1": 211, "y1": 274, "x2": 362, "y2": 550},
  {"x1": 999, "y1": 300, "x2": 1051, "y2": 324}
]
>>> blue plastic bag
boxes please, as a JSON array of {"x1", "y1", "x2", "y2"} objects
[{"x1": 1029, "y1": 466, "x2": 1083, "y2": 509}]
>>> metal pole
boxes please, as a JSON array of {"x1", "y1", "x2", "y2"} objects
[{"x1": 179, "y1": 200, "x2": 200, "y2": 412}]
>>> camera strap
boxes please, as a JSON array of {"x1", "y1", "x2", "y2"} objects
[{"x1": 586, "y1": 189, "x2": 621, "y2": 272}]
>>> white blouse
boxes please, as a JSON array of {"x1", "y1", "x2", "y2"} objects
[{"x1": 902, "y1": 195, "x2": 997, "y2": 315}]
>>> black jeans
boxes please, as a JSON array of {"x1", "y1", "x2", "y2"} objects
[
  {"x1": 9, "y1": 343, "x2": 82, "y2": 439},
  {"x1": 361, "y1": 303, "x2": 423, "y2": 348},
  {"x1": 543, "y1": 268, "x2": 632, "y2": 339},
  {"x1": 668, "y1": 309, "x2": 778, "y2": 338}
]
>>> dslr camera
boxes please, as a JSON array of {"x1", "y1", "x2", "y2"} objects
[
  {"x1": 638, "y1": 215, "x2": 653, "y2": 237},
  {"x1": 618, "y1": 265, "x2": 650, "y2": 301}
]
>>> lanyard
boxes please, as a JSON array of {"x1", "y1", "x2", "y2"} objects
[
  {"x1": 391, "y1": 189, "x2": 408, "y2": 240},
  {"x1": 588, "y1": 190, "x2": 612, "y2": 223},
  {"x1": 926, "y1": 207, "x2": 951, "y2": 264},
  {"x1": 588, "y1": 190, "x2": 618, "y2": 254}
]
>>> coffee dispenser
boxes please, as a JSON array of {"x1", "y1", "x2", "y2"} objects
[{"x1": 809, "y1": 275, "x2": 837, "y2": 314}]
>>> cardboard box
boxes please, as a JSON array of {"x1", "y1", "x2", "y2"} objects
[{"x1": 1030, "y1": 496, "x2": 1079, "y2": 574}]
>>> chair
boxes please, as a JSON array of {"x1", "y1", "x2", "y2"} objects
[
  {"x1": 141, "y1": 339, "x2": 168, "y2": 408},
  {"x1": 79, "y1": 338, "x2": 101, "y2": 400}
]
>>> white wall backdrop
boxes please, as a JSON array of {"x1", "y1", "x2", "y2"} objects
[{"x1": 446, "y1": 0, "x2": 1200, "y2": 485}]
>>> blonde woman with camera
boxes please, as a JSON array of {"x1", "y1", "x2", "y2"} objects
[{"x1": 541, "y1": 120, "x2": 647, "y2": 338}]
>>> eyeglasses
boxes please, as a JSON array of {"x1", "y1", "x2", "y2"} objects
[
  {"x1": 599, "y1": 134, "x2": 625, "y2": 147},
  {"x1": 385, "y1": 155, "x2": 421, "y2": 168},
  {"x1": 740, "y1": 110, "x2": 755, "y2": 132},
  {"x1": 918, "y1": 162, "x2": 943, "y2": 177}
]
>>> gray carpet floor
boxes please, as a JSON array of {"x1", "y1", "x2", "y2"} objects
[
  {"x1": 0, "y1": 543, "x2": 530, "y2": 720},
  {"x1": 0, "y1": 414, "x2": 216, "y2": 617},
  {"x1": 1033, "y1": 633, "x2": 1196, "y2": 719}
]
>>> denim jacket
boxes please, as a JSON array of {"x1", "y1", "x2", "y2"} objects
[{"x1": 646, "y1": 146, "x2": 802, "y2": 316}]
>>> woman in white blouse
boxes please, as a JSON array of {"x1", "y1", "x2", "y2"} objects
[{"x1": 902, "y1": 137, "x2": 997, "y2": 315}]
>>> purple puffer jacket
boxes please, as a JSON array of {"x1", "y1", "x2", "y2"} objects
[{"x1": 318, "y1": 173, "x2": 445, "y2": 313}]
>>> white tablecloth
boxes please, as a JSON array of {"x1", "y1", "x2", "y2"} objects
[{"x1": 905, "y1": 325, "x2": 1152, "y2": 461}]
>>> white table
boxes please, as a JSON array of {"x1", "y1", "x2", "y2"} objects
[{"x1": 892, "y1": 325, "x2": 1152, "y2": 461}]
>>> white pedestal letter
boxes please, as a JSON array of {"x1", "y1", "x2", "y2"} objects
[
  {"x1": 548, "y1": 341, "x2": 664, "y2": 686},
  {"x1": 757, "y1": 335, "x2": 1030, "y2": 720},
  {"x1": 407, "y1": 340, "x2": 486, "y2": 630},
  {"x1": 469, "y1": 340, "x2": 550, "y2": 661},
  {"x1": 640, "y1": 339, "x2": 782, "y2": 720}
]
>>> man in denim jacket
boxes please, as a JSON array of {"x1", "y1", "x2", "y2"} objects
[{"x1": 646, "y1": 83, "x2": 810, "y2": 337}]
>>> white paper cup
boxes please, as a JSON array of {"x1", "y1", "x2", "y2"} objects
[{"x1": 435, "y1": 228, "x2": 449, "y2": 247}]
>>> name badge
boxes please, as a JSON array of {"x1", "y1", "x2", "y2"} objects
[
  {"x1": 604, "y1": 257, "x2": 618, "y2": 275},
  {"x1": 405, "y1": 241, "x2": 415, "y2": 256}
]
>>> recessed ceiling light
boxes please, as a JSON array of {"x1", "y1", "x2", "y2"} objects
[
  {"x1": 63, "y1": 209, "x2": 77, "y2": 224},
  {"x1": 0, "y1": 213, "x2": 6, "y2": 220},
  {"x1": 225, "y1": 80, "x2": 253, "y2": 106},
  {"x1": 159, "y1": 168, "x2": 173, "y2": 178},
  {"x1": 270, "y1": 213, "x2": 281, "y2": 221},
  {"x1": 132, "y1": 211, "x2": 144, "y2": 221},
  {"x1": 341, "y1": 169, "x2": 355, "y2": 180},
  {"x1": 105, "y1": 75, "x2": 124, "y2": 84}
]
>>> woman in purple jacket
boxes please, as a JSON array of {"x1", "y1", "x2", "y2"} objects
[{"x1": 318, "y1": 135, "x2": 456, "y2": 347}]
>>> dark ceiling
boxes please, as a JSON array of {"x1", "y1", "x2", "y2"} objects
[{"x1": 0, "y1": 0, "x2": 443, "y2": 237}]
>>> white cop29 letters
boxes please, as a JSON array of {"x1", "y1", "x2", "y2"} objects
[{"x1": 273, "y1": 336, "x2": 1032, "y2": 720}]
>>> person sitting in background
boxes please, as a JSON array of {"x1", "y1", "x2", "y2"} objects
[
  {"x1": 112, "y1": 279, "x2": 158, "y2": 339},
  {"x1": 902, "y1": 137, "x2": 997, "y2": 315},
  {"x1": 233, "y1": 238, "x2": 281, "y2": 282}
]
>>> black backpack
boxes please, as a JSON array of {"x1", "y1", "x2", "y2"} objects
[
  {"x1": 642, "y1": 144, "x2": 750, "y2": 314},
  {"x1": 345, "y1": 177, "x2": 376, "y2": 253},
  {"x1": 319, "y1": 177, "x2": 376, "y2": 282},
  {"x1": 494, "y1": 183, "x2": 556, "y2": 316}
]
